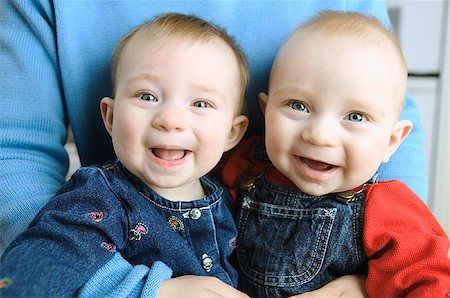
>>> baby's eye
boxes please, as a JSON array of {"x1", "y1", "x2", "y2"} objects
[
  {"x1": 290, "y1": 101, "x2": 308, "y2": 112},
  {"x1": 192, "y1": 100, "x2": 209, "y2": 108},
  {"x1": 140, "y1": 93, "x2": 157, "y2": 102},
  {"x1": 346, "y1": 112, "x2": 365, "y2": 122}
]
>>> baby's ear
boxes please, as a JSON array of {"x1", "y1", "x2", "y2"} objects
[
  {"x1": 100, "y1": 97, "x2": 115, "y2": 136},
  {"x1": 258, "y1": 92, "x2": 269, "y2": 115},
  {"x1": 383, "y1": 119, "x2": 413, "y2": 163},
  {"x1": 224, "y1": 115, "x2": 249, "y2": 152}
]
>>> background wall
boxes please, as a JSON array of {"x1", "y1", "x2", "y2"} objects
[{"x1": 429, "y1": 1, "x2": 450, "y2": 240}]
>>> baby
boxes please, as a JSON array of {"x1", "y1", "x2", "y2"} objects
[
  {"x1": 220, "y1": 10, "x2": 450, "y2": 297},
  {"x1": 0, "y1": 13, "x2": 249, "y2": 296}
]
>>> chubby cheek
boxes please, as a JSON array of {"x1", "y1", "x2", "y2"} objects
[
  {"x1": 203, "y1": 140, "x2": 225, "y2": 168},
  {"x1": 265, "y1": 116, "x2": 292, "y2": 160},
  {"x1": 111, "y1": 115, "x2": 143, "y2": 156},
  {"x1": 344, "y1": 142, "x2": 384, "y2": 183},
  {"x1": 196, "y1": 119, "x2": 231, "y2": 164},
  {"x1": 202, "y1": 125, "x2": 228, "y2": 156},
  {"x1": 265, "y1": 130, "x2": 288, "y2": 172}
]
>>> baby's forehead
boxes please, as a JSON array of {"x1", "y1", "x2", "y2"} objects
[
  {"x1": 288, "y1": 25, "x2": 394, "y2": 54},
  {"x1": 273, "y1": 36, "x2": 406, "y2": 112}
]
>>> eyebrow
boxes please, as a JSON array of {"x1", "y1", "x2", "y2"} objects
[
  {"x1": 345, "y1": 97, "x2": 386, "y2": 118},
  {"x1": 125, "y1": 72, "x2": 160, "y2": 85},
  {"x1": 270, "y1": 85, "x2": 314, "y2": 99},
  {"x1": 190, "y1": 83, "x2": 227, "y2": 103},
  {"x1": 191, "y1": 83, "x2": 220, "y2": 95},
  {"x1": 126, "y1": 72, "x2": 227, "y2": 100}
]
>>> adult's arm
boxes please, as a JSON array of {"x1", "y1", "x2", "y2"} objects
[{"x1": 0, "y1": 0, "x2": 68, "y2": 255}]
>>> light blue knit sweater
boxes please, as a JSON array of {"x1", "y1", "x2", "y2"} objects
[{"x1": 0, "y1": 0, "x2": 427, "y2": 296}]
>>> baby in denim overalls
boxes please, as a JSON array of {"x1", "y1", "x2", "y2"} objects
[
  {"x1": 220, "y1": 10, "x2": 450, "y2": 298},
  {"x1": 0, "y1": 13, "x2": 250, "y2": 296}
]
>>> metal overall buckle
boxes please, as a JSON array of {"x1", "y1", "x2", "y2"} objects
[
  {"x1": 239, "y1": 170, "x2": 264, "y2": 192},
  {"x1": 335, "y1": 182, "x2": 373, "y2": 204}
]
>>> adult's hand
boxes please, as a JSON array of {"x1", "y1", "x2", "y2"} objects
[
  {"x1": 291, "y1": 275, "x2": 367, "y2": 298},
  {"x1": 158, "y1": 275, "x2": 249, "y2": 298}
]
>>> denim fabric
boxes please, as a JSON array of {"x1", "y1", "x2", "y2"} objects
[
  {"x1": 235, "y1": 143, "x2": 367, "y2": 298},
  {"x1": 0, "y1": 160, "x2": 237, "y2": 296}
]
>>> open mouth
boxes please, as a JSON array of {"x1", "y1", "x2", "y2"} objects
[
  {"x1": 152, "y1": 148, "x2": 188, "y2": 161},
  {"x1": 300, "y1": 157, "x2": 336, "y2": 172}
]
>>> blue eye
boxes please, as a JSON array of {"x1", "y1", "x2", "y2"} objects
[
  {"x1": 192, "y1": 100, "x2": 209, "y2": 108},
  {"x1": 140, "y1": 93, "x2": 157, "y2": 102},
  {"x1": 347, "y1": 112, "x2": 364, "y2": 122},
  {"x1": 290, "y1": 101, "x2": 308, "y2": 112}
]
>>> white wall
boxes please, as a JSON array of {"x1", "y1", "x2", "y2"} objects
[{"x1": 430, "y1": 2, "x2": 450, "y2": 238}]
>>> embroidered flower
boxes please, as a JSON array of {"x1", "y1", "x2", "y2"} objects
[
  {"x1": 0, "y1": 278, "x2": 12, "y2": 289},
  {"x1": 100, "y1": 242, "x2": 117, "y2": 253},
  {"x1": 229, "y1": 237, "x2": 237, "y2": 250},
  {"x1": 86, "y1": 211, "x2": 104, "y2": 222},
  {"x1": 129, "y1": 223, "x2": 148, "y2": 241},
  {"x1": 168, "y1": 216, "x2": 184, "y2": 231}
]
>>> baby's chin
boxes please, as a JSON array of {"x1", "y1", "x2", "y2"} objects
[{"x1": 293, "y1": 180, "x2": 343, "y2": 197}]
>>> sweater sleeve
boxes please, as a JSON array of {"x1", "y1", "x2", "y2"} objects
[
  {"x1": 0, "y1": 0, "x2": 68, "y2": 256},
  {"x1": 79, "y1": 253, "x2": 173, "y2": 298},
  {"x1": 363, "y1": 181, "x2": 450, "y2": 297}
]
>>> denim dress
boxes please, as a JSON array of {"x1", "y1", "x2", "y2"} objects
[
  {"x1": 0, "y1": 160, "x2": 238, "y2": 296},
  {"x1": 235, "y1": 142, "x2": 368, "y2": 298}
]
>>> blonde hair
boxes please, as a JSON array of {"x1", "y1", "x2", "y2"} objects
[
  {"x1": 111, "y1": 13, "x2": 249, "y2": 114},
  {"x1": 299, "y1": 10, "x2": 405, "y2": 65}
]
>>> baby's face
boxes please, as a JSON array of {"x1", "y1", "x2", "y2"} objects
[
  {"x1": 262, "y1": 33, "x2": 408, "y2": 195},
  {"x1": 105, "y1": 36, "x2": 243, "y2": 201}
]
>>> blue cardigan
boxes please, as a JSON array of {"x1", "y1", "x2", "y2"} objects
[{"x1": 0, "y1": 0, "x2": 427, "y2": 296}]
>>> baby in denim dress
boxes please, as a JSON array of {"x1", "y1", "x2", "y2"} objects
[
  {"x1": 0, "y1": 13, "x2": 250, "y2": 296},
  {"x1": 220, "y1": 10, "x2": 450, "y2": 298}
]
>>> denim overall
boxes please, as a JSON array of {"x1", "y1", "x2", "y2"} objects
[{"x1": 235, "y1": 142, "x2": 371, "y2": 297}]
